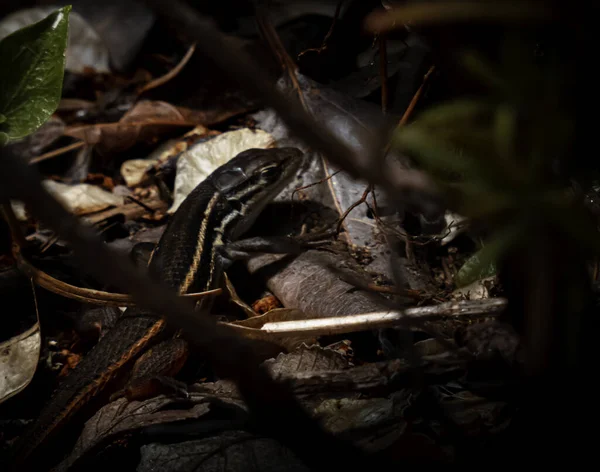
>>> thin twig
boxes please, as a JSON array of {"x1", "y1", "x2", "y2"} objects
[
  {"x1": 40, "y1": 233, "x2": 59, "y2": 253},
  {"x1": 255, "y1": 6, "x2": 309, "y2": 112},
  {"x1": 125, "y1": 195, "x2": 158, "y2": 213},
  {"x1": 297, "y1": 0, "x2": 344, "y2": 59},
  {"x1": 383, "y1": 64, "x2": 436, "y2": 155},
  {"x1": 14, "y1": 246, "x2": 222, "y2": 307},
  {"x1": 379, "y1": 34, "x2": 389, "y2": 113},
  {"x1": 291, "y1": 169, "x2": 342, "y2": 201},
  {"x1": 29, "y1": 141, "x2": 86, "y2": 165},
  {"x1": 399, "y1": 64, "x2": 436, "y2": 127},
  {"x1": 336, "y1": 184, "x2": 372, "y2": 234},
  {"x1": 137, "y1": 42, "x2": 197, "y2": 95}
]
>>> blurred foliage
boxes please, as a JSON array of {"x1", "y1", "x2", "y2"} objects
[{"x1": 388, "y1": 2, "x2": 600, "y2": 286}]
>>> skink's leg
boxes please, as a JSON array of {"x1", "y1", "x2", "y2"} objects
[
  {"x1": 221, "y1": 234, "x2": 332, "y2": 262},
  {"x1": 110, "y1": 337, "x2": 189, "y2": 401}
]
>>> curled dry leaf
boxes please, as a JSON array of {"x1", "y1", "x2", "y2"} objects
[
  {"x1": 437, "y1": 388, "x2": 509, "y2": 436},
  {"x1": 138, "y1": 431, "x2": 310, "y2": 472},
  {"x1": 262, "y1": 344, "x2": 350, "y2": 377},
  {"x1": 174, "y1": 103, "x2": 258, "y2": 128},
  {"x1": 84, "y1": 197, "x2": 167, "y2": 225},
  {"x1": 64, "y1": 100, "x2": 209, "y2": 154},
  {"x1": 120, "y1": 158, "x2": 160, "y2": 187},
  {"x1": 10, "y1": 200, "x2": 27, "y2": 221},
  {"x1": 42, "y1": 180, "x2": 124, "y2": 215},
  {"x1": 0, "y1": 322, "x2": 41, "y2": 404},
  {"x1": 169, "y1": 128, "x2": 275, "y2": 213},
  {"x1": 10, "y1": 180, "x2": 125, "y2": 221},
  {"x1": 54, "y1": 395, "x2": 212, "y2": 472},
  {"x1": 451, "y1": 276, "x2": 498, "y2": 301},
  {"x1": 118, "y1": 131, "x2": 211, "y2": 188},
  {"x1": 315, "y1": 397, "x2": 397, "y2": 435},
  {"x1": 440, "y1": 211, "x2": 469, "y2": 245}
]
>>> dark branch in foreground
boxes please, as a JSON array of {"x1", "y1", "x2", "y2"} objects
[
  {"x1": 140, "y1": 0, "x2": 441, "y2": 215},
  {"x1": 0, "y1": 145, "x2": 380, "y2": 470}
]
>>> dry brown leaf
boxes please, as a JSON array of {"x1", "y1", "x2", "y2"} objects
[
  {"x1": 0, "y1": 322, "x2": 41, "y2": 404},
  {"x1": 119, "y1": 100, "x2": 189, "y2": 124},
  {"x1": 262, "y1": 344, "x2": 350, "y2": 377},
  {"x1": 252, "y1": 294, "x2": 281, "y2": 314},
  {"x1": 175, "y1": 103, "x2": 256, "y2": 128},
  {"x1": 55, "y1": 395, "x2": 213, "y2": 472},
  {"x1": 42, "y1": 180, "x2": 124, "y2": 215},
  {"x1": 64, "y1": 100, "x2": 209, "y2": 153},
  {"x1": 169, "y1": 128, "x2": 275, "y2": 213}
]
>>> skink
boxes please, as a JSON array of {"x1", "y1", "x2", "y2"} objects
[{"x1": 11, "y1": 147, "x2": 303, "y2": 470}]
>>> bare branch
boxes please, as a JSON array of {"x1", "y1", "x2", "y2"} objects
[{"x1": 260, "y1": 298, "x2": 507, "y2": 337}]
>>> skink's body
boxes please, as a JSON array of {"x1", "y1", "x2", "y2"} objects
[{"x1": 12, "y1": 147, "x2": 302, "y2": 470}]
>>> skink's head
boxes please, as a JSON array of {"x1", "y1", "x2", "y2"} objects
[{"x1": 210, "y1": 147, "x2": 303, "y2": 237}]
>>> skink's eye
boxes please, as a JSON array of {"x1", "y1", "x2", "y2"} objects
[
  {"x1": 214, "y1": 168, "x2": 247, "y2": 191},
  {"x1": 260, "y1": 166, "x2": 279, "y2": 179}
]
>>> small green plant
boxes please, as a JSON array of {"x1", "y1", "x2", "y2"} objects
[
  {"x1": 384, "y1": 2, "x2": 600, "y2": 380},
  {"x1": 394, "y1": 35, "x2": 600, "y2": 282},
  {"x1": 0, "y1": 5, "x2": 71, "y2": 146}
]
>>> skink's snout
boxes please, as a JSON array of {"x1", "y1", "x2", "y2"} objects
[{"x1": 275, "y1": 147, "x2": 304, "y2": 177}]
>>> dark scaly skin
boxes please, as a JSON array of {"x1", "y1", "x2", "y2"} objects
[
  {"x1": 10, "y1": 148, "x2": 303, "y2": 470},
  {"x1": 10, "y1": 311, "x2": 165, "y2": 470}
]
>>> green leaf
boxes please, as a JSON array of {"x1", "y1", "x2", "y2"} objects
[
  {"x1": 459, "y1": 50, "x2": 504, "y2": 91},
  {"x1": 405, "y1": 99, "x2": 494, "y2": 131},
  {"x1": 0, "y1": 132, "x2": 8, "y2": 146},
  {"x1": 393, "y1": 126, "x2": 472, "y2": 176},
  {"x1": 0, "y1": 5, "x2": 71, "y2": 142},
  {"x1": 395, "y1": 114, "x2": 524, "y2": 192},
  {"x1": 493, "y1": 105, "x2": 517, "y2": 161},
  {"x1": 454, "y1": 224, "x2": 523, "y2": 287},
  {"x1": 455, "y1": 248, "x2": 497, "y2": 288}
]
